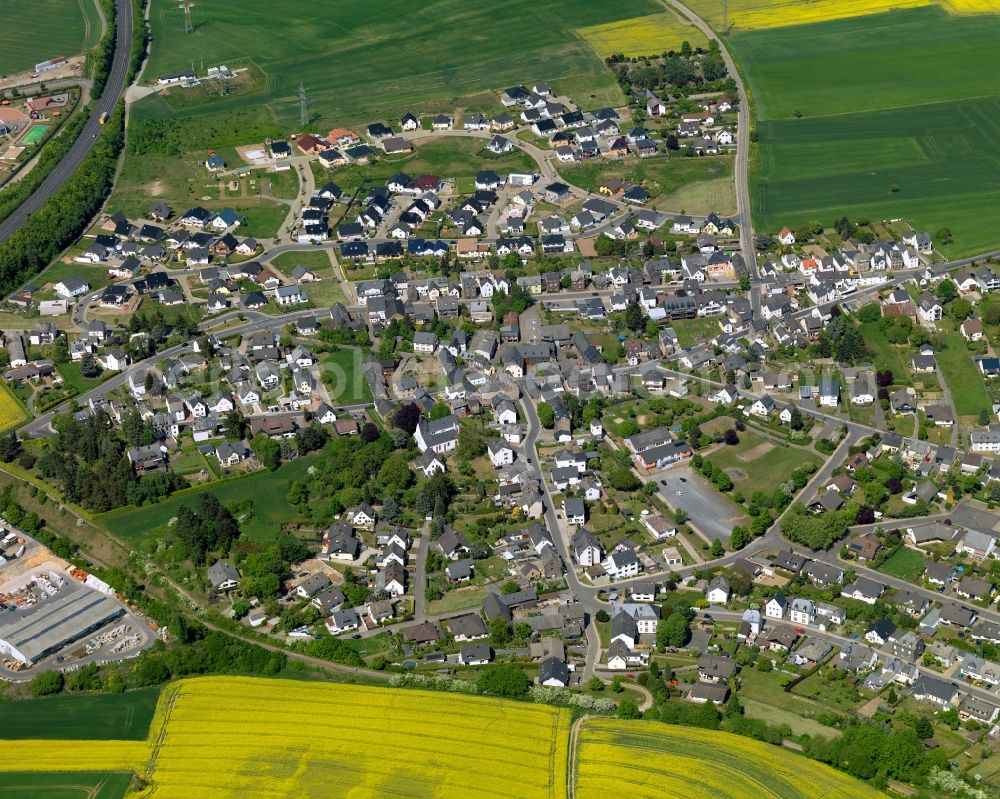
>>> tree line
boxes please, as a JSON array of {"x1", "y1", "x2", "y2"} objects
[
  {"x1": 0, "y1": 106, "x2": 88, "y2": 225},
  {"x1": 0, "y1": 104, "x2": 124, "y2": 298}
]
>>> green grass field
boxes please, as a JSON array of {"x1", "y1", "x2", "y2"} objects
[
  {"x1": 104, "y1": 149, "x2": 289, "y2": 239},
  {"x1": 140, "y1": 0, "x2": 660, "y2": 126},
  {"x1": 56, "y1": 362, "x2": 106, "y2": 394},
  {"x1": 100, "y1": 456, "x2": 317, "y2": 546},
  {"x1": 709, "y1": 430, "x2": 821, "y2": 496},
  {"x1": 559, "y1": 156, "x2": 734, "y2": 211},
  {"x1": 732, "y1": 7, "x2": 1000, "y2": 256},
  {"x1": 935, "y1": 326, "x2": 992, "y2": 418},
  {"x1": 0, "y1": 0, "x2": 101, "y2": 75},
  {"x1": 671, "y1": 317, "x2": 724, "y2": 347},
  {"x1": 0, "y1": 772, "x2": 132, "y2": 799},
  {"x1": 270, "y1": 250, "x2": 334, "y2": 278},
  {"x1": 0, "y1": 688, "x2": 160, "y2": 740},
  {"x1": 858, "y1": 322, "x2": 914, "y2": 386},
  {"x1": 321, "y1": 348, "x2": 373, "y2": 405},
  {"x1": 879, "y1": 546, "x2": 927, "y2": 580}
]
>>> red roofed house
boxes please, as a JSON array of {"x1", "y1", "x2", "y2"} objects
[
  {"x1": 327, "y1": 128, "x2": 360, "y2": 147},
  {"x1": 297, "y1": 134, "x2": 329, "y2": 155}
]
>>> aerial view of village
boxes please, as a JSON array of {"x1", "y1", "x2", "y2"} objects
[{"x1": 0, "y1": 0, "x2": 999, "y2": 798}]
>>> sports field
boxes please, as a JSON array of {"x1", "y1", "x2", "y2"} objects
[
  {"x1": 578, "y1": 11, "x2": 708, "y2": 57},
  {"x1": 0, "y1": 0, "x2": 101, "y2": 75},
  {"x1": 141, "y1": 0, "x2": 661, "y2": 125},
  {"x1": 708, "y1": 430, "x2": 820, "y2": 496},
  {"x1": 0, "y1": 772, "x2": 132, "y2": 799},
  {"x1": 732, "y1": 6, "x2": 1000, "y2": 256},
  {"x1": 21, "y1": 125, "x2": 51, "y2": 146},
  {"x1": 574, "y1": 719, "x2": 887, "y2": 799},
  {"x1": 0, "y1": 379, "x2": 31, "y2": 433},
  {"x1": 0, "y1": 687, "x2": 160, "y2": 740}
]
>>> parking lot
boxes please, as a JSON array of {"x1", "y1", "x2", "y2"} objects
[{"x1": 653, "y1": 465, "x2": 750, "y2": 545}]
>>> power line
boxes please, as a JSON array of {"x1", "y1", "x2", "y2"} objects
[
  {"x1": 178, "y1": 0, "x2": 196, "y2": 34},
  {"x1": 298, "y1": 82, "x2": 309, "y2": 128}
]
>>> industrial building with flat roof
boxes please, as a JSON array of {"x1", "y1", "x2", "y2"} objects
[{"x1": 0, "y1": 583, "x2": 125, "y2": 665}]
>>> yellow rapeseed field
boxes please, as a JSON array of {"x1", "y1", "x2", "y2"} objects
[
  {"x1": 682, "y1": 0, "x2": 1000, "y2": 30},
  {"x1": 132, "y1": 676, "x2": 571, "y2": 799},
  {"x1": 574, "y1": 719, "x2": 889, "y2": 799},
  {"x1": 0, "y1": 379, "x2": 29, "y2": 433},
  {"x1": 943, "y1": 0, "x2": 1000, "y2": 12},
  {"x1": 0, "y1": 680, "x2": 894, "y2": 799},
  {"x1": 578, "y1": 13, "x2": 708, "y2": 57},
  {"x1": 0, "y1": 740, "x2": 150, "y2": 772}
]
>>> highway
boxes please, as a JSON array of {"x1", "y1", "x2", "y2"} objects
[{"x1": 0, "y1": 0, "x2": 133, "y2": 245}]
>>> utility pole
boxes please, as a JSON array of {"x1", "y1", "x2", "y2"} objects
[
  {"x1": 178, "y1": 0, "x2": 196, "y2": 34},
  {"x1": 298, "y1": 82, "x2": 309, "y2": 128},
  {"x1": 723, "y1": 0, "x2": 729, "y2": 32}
]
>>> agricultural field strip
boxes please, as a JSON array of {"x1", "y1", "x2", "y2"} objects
[
  {"x1": 578, "y1": 744, "x2": 800, "y2": 797},
  {"x1": 574, "y1": 720, "x2": 887, "y2": 799},
  {"x1": 683, "y1": 0, "x2": 1000, "y2": 32},
  {"x1": 0, "y1": 740, "x2": 150, "y2": 772}
]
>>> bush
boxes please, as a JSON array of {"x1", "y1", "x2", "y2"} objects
[
  {"x1": 476, "y1": 664, "x2": 531, "y2": 698},
  {"x1": 29, "y1": 670, "x2": 65, "y2": 697}
]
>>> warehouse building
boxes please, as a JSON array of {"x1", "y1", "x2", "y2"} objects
[{"x1": 0, "y1": 582, "x2": 125, "y2": 666}]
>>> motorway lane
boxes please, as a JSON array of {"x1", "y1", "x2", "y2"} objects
[{"x1": 0, "y1": 0, "x2": 134, "y2": 245}]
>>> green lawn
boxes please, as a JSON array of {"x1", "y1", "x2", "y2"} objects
[
  {"x1": 708, "y1": 431, "x2": 821, "y2": 497},
  {"x1": 427, "y1": 587, "x2": 488, "y2": 615},
  {"x1": 341, "y1": 632, "x2": 394, "y2": 659},
  {"x1": 740, "y1": 697, "x2": 839, "y2": 739},
  {"x1": 0, "y1": 772, "x2": 133, "y2": 799},
  {"x1": 56, "y1": 362, "x2": 106, "y2": 394},
  {"x1": 858, "y1": 322, "x2": 913, "y2": 386},
  {"x1": 879, "y1": 547, "x2": 927, "y2": 581},
  {"x1": 100, "y1": 456, "x2": 317, "y2": 546},
  {"x1": 671, "y1": 317, "x2": 724, "y2": 348},
  {"x1": 732, "y1": 7, "x2": 1000, "y2": 256},
  {"x1": 935, "y1": 326, "x2": 991, "y2": 419},
  {"x1": 139, "y1": 0, "x2": 660, "y2": 126},
  {"x1": 739, "y1": 667, "x2": 831, "y2": 720},
  {"x1": 321, "y1": 349, "x2": 373, "y2": 405},
  {"x1": 270, "y1": 250, "x2": 333, "y2": 276},
  {"x1": 0, "y1": 688, "x2": 160, "y2": 740},
  {"x1": 0, "y1": 0, "x2": 99, "y2": 74}
]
